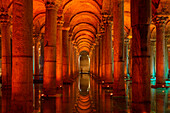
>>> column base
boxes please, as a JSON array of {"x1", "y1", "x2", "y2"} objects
[
  {"x1": 1, "y1": 85, "x2": 12, "y2": 89},
  {"x1": 41, "y1": 93, "x2": 62, "y2": 98},
  {"x1": 151, "y1": 84, "x2": 170, "y2": 88},
  {"x1": 102, "y1": 82, "x2": 113, "y2": 89},
  {"x1": 43, "y1": 88, "x2": 56, "y2": 96},
  {"x1": 34, "y1": 74, "x2": 40, "y2": 80},
  {"x1": 111, "y1": 89, "x2": 126, "y2": 97},
  {"x1": 63, "y1": 77, "x2": 74, "y2": 84},
  {"x1": 112, "y1": 82, "x2": 125, "y2": 96}
]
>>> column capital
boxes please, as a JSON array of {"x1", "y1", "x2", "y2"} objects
[
  {"x1": 165, "y1": 34, "x2": 170, "y2": 40},
  {"x1": 96, "y1": 33, "x2": 101, "y2": 39},
  {"x1": 124, "y1": 38, "x2": 129, "y2": 44},
  {"x1": 57, "y1": 16, "x2": 64, "y2": 26},
  {"x1": 69, "y1": 32, "x2": 73, "y2": 38},
  {"x1": 62, "y1": 27, "x2": 70, "y2": 31},
  {"x1": 90, "y1": 45, "x2": 95, "y2": 50},
  {"x1": 150, "y1": 39, "x2": 156, "y2": 47},
  {"x1": 150, "y1": 38, "x2": 156, "y2": 42},
  {"x1": 45, "y1": 1, "x2": 57, "y2": 9},
  {"x1": 95, "y1": 38, "x2": 99, "y2": 45},
  {"x1": 0, "y1": 12, "x2": 10, "y2": 25},
  {"x1": 153, "y1": 15, "x2": 168, "y2": 27},
  {"x1": 102, "y1": 13, "x2": 113, "y2": 25}
]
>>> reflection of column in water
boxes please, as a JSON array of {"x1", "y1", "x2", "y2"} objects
[
  {"x1": 42, "y1": 97, "x2": 56, "y2": 113},
  {"x1": 56, "y1": 95, "x2": 62, "y2": 113},
  {"x1": 105, "y1": 93, "x2": 111, "y2": 112},
  {"x1": 99, "y1": 84, "x2": 103, "y2": 113},
  {"x1": 112, "y1": 96, "x2": 126, "y2": 112},
  {"x1": 34, "y1": 84, "x2": 40, "y2": 112},
  {"x1": 156, "y1": 89, "x2": 168, "y2": 113},
  {"x1": 62, "y1": 85, "x2": 72, "y2": 113},
  {"x1": 102, "y1": 89, "x2": 105, "y2": 112},
  {"x1": 2, "y1": 89, "x2": 11, "y2": 113},
  {"x1": 96, "y1": 83, "x2": 99, "y2": 112},
  {"x1": 86, "y1": 75, "x2": 90, "y2": 92},
  {"x1": 151, "y1": 88, "x2": 156, "y2": 112}
]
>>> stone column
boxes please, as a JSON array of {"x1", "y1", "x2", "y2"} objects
[
  {"x1": 95, "y1": 39, "x2": 99, "y2": 78},
  {"x1": 124, "y1": 38, "x2": 129, "y2": 78},
  {"x1": 89, "y1": 50, "x2": 93, "y2": 74},
  {"x1": 92, "y1": 46, "x2": 96, "y2": 75},
  {"x1": 128, "y1": 38, "x2": 132, "y2": 78},
  {"x1": 113, "y1": 0, "x2": 125, "y2": 95},
  {"x1": 2, "y1": 89, "x2": 11, "y2": 113},
  {"x1": 34, "y1": 38, "x2": 39, "y2": 80},
  {"x1": 72, "y1": 45, "x2": 76, "y2": 76},
  {"x1": 56, "y1": 17, "x2": 63, "y2": 88},
  {"x1": 155, "y1": 16, "x2": 168, "y2": 87},
  {"x1": 70, "y1": 42, "x2": 73, "y2": 77},
  {"x1": 102, "y1": 25, "x2": 106, "y2": 81},
  {"x1": 131, "y1": 0, "x2": 151, "y2": 112},
  {"x1": 68, "y1": 36, "x2": 72, "y2": 79},
  {"x1": 0, "y1": 12, "x2": 11, "y2": 88},
  {"x1": 43, "y1": 2, "x2": 57, "y2": 95},
  {"x1": 103, "y1": 14, "x2": 113, "y2": 83},
  {"x1": 150, "y1": 39, "x2": 156, "y2": 78},
  {"x1": 76, "y1": 51, "x2": 80, "y2": 75},
  {"x1": 165, "y1": 37, "x2": 169, "y2": 78},
  {"x1": 99, "y1": 34, "x2": 103, "y2": 79},
  {"x1": 12, "y1": 0, "x2": 33, "y2": 112},
  {"x1": 62, "y1": 28, "x2": 69, "y2": 82},
  {"x1": 39, "y1": 36, "x2": 44, "y2": 76}
]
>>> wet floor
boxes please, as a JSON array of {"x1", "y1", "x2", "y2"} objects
[{"x1": 0, "y1": 74, "x2": 170, "y2": 113}]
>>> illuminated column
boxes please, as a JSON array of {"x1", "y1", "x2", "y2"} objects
[
  {"x1": 113, "y1": 0, "x2": 125, "y2": 95},
  {"x1": 92, "y1": 46, "x2": 96, "y2": 75},
  {"x1": 72, "y1": 44, "x2": 76, "y2": 76},
  {"x1": 0, "y1": 12, "x2": 11, "y2": 88},
  {"x1": 165, "y1": 37, "x2": 169, "y2": 78},
  {"x1": 2, "y1": 89, "x2": 11, "y2": 113},
  {"x1": 89, "y1": 50, "x2": 93, "y2": 74},
  {"x1": 150, "y1": 39, "x2": 156, "y2": 78},
  {"x1": 75, "y1": 50, "x2": 79, "y2": 75},
  {"x1": 56, "y1": 16, "x2": 63, "y2": 88},
  {"x1": 77, "y1": 51, "x2": 80, "y2": 74},
  {"x1": 68, "y1": 36, "x2": 72, "y2": 78},
  {"x1": 76, "y1": 49, "x2": 78, "y2": 75},
  {"x1": 62, "y1": 28, "x2": 69, "y2": 81},
  {"x1": 103, "y1": 14, "x2": 113, "y2": 83},
  {"x1": 131, "y1": 0, "x2": 151, "y2": 111},
  {"x1": 34, "y1": 38, "x2": 39, "y2": 80},
  {"x1": 91, "y1": 48, "x2": 94, "y2": 75},
  {"x1": 70, "y1": 42, "x2": 73, "y2": 77},
  {"x1": 155, "y1": 16, "x2": 168, "y2": 87},
  {"x1": 99, "y1": 34, "x2": 103, "y2": 79},
  {"x1": 102, "y1": 25, "x2": 106, "y2": 80},
  {"x1": 168, "y1": 45, "x2": 170, "y2": 77},
  {"x1": 95, "y1": 39, "x2": 99, "y2": 77},
  {"x1": 40, "y1": 36, "x2": 44, "y2": 75},
  {"x1": 128, "y1": 38, "x2": 132, "y2": 78},
  {"x1": 124, "y1": 38, "x2": 129, "y2": 78},
  {"x1": 12, "y1": 0, "x2": 33, "y2": 112},
  {"x1": 43, "y1": 2, "x2": 57, "y2": 95}
]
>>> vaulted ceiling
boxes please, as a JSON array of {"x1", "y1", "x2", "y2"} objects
[{"x1": 0, "y1": 0, "x2": 170, "y2": 53}]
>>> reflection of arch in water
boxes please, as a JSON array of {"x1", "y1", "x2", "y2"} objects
[
  {"x1": 76, "y1": 74, "x2": 94, "y2": 112},
  {"x1": 79, "y1": 51, "x2": 90, "y2": 73}
]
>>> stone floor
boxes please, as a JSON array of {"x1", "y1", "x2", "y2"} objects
[{"x1": 0, "y1": 74, "x2": 170, "y2": 113}]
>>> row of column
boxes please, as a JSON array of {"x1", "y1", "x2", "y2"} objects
[
  {"x1": 0, "y1": 1, "x2": 79, "y2": 112},
  {"x1": 43, "y1": 4, "x2": 79, "y2": 94},
  {"x1": 90, "y1": 0, "x2": 125, "y2": 96}
]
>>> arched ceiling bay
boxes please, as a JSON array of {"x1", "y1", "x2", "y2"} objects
[{"x1": 63, "y1": 0, "x2": 102, "y2": 53}]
